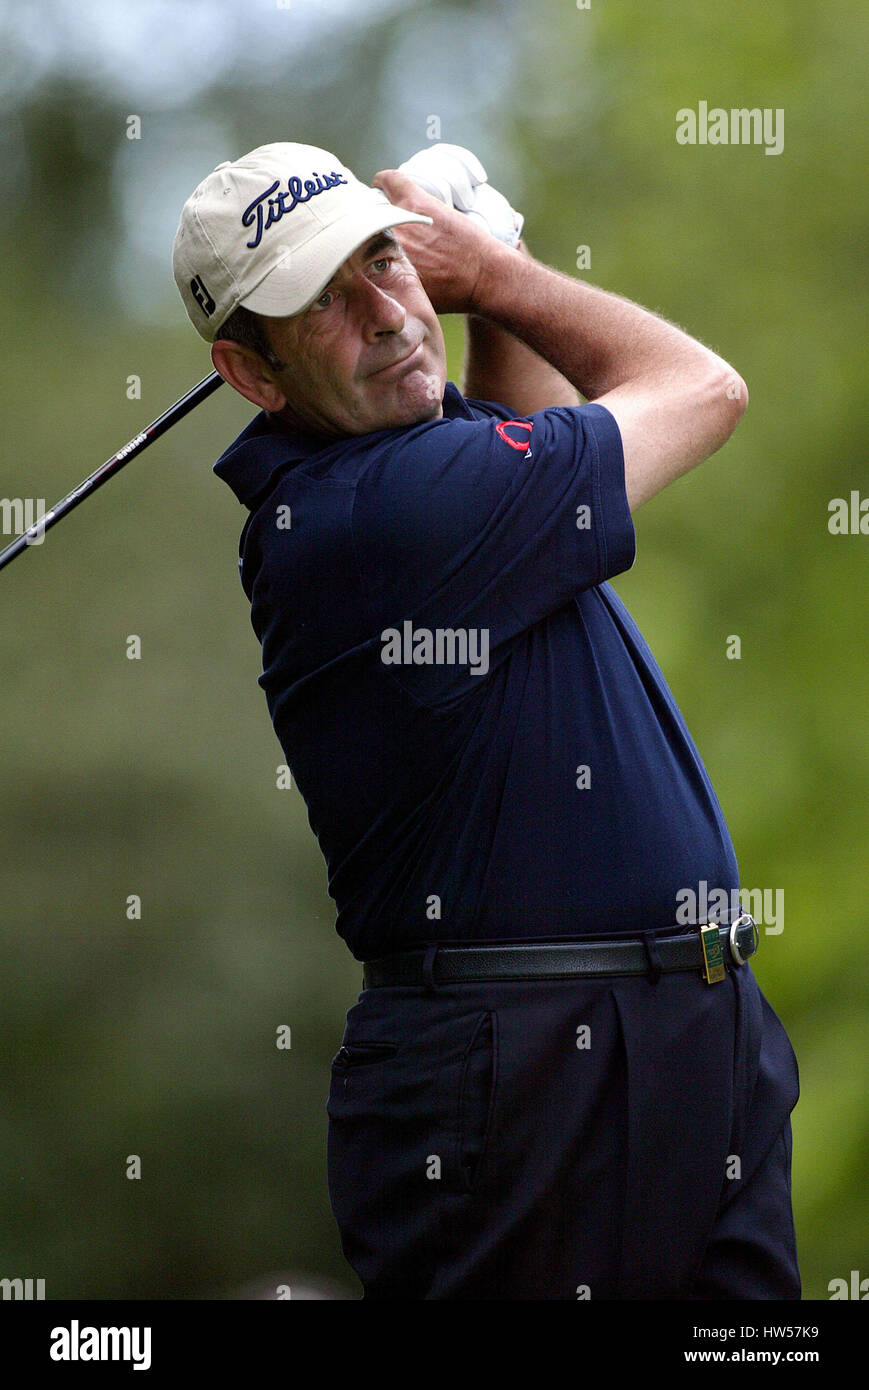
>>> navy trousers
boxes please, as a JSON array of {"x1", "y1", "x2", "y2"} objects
[{"x1": 326, "y1": 957, "x2": 800, "y2": 1299}]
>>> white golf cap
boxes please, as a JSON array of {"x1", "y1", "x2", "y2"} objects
[{"x1": 172, "y1": 142, "x2": 433, "y2": 342}]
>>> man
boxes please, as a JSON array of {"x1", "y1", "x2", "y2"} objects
[{"x1": 173, "y1": 142, "x2": 800, "y2": 1300}]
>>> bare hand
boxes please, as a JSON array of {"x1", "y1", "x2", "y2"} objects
[{"x1": 372, "y1": 168, "x2": 508, "y2": 315}]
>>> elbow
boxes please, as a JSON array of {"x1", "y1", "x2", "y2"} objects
[
  {"x1": 724, "y1": 368, "x2": 749, "y2": 423},
  {"x1": 706, "y1": 364, "x2": 748, "y2": 453},
  {"x1": 717, "y1": 364, "x2": 745, "y2": 422}
]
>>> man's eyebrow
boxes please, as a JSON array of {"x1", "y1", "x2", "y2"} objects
[
  {"x1": 362, "y1": 230, "x2": 401, "y2": 258},
  {"x1": 312, "y1": 231, "x2": 402, "y2": 304}
]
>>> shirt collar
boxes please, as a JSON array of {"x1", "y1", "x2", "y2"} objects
[{"x1": 213, "y1": 381, "x2": 472, "y2": 509}]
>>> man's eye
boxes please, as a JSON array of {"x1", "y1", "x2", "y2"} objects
[
  {"x1": 315, "y1": 290, "x2": 334, "y2": 308},
  {"x1": 371, "y1": 257, "x2": 391, "y2": 272}
]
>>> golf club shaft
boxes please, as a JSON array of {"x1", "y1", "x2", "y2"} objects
[{"x1": 0, "y1": 370, "x2": 224, "y2": 574}]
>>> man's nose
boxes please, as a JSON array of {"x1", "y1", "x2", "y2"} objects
[{"x1": 354, "y1": 276, "x2": 406, "y2": 339}]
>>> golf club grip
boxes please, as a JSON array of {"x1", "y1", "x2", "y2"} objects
[{"x1": 0, "y1": 370, "x2": 224, "y2": 574}]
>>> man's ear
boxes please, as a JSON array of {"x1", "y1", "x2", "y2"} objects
[{"x1": 210, "y1": 340, "x2": 288, "y2": 413}]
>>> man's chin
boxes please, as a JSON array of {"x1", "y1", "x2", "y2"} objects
[{"x1": 380, "y1": 371, "x2": 445, "y2": 428}]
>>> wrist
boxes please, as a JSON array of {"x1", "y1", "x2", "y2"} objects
[{"x1": 467, "y1": 239, "x2": 526, "y2": 317}]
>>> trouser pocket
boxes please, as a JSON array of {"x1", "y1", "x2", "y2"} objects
[
  {"x1": 325, "y1": 997, "x2": 500, "y2": 1296},
  {"x1": 332, "y1": 1041, "x2": 399, "y2": 1069},
  {"x1": 456, "y1": 1010, "x2": 498, "y2": 1195}
]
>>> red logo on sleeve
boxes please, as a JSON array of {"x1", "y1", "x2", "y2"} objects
[{"x1": 495, "y1": 420, "x2": 533, "y2": 453}]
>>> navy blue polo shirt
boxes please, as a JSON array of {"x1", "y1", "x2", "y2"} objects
[{"x1": 214, "y1": 383, "x2": 738, "y2": 960}]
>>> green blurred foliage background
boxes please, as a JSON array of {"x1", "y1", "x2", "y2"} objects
[{"x1": 0, "y1": 0, "x2": 866, "y2": 1300}]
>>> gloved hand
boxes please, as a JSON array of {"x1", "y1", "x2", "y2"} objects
[{"x1": 397, "y1": 143, "x2": 523, "y2": 248}]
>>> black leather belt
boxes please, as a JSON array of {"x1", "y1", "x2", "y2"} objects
[{"x1": 362, "y1": 915, "x2": 759, "y2": 988}]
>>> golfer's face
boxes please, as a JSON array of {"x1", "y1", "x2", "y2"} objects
[{"x1": 268, "y1": 231, "x2": 447, "y2": 437}]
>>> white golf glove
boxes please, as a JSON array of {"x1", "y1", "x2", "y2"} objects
[{"x1": 397, "y1": 143, "x2": 523, "y2": 248}]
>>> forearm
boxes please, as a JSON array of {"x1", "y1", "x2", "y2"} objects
[
  {"x1": 463, "y1": 314, "x2": 580, "y2": 413},
  {"x1": 463, "y1": 243, "x2": 580, "y2": 414},
  {"x1": 469, "y1": 243, "x2": 733, "y2": 404}
]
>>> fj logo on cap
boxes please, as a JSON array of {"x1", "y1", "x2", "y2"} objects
[
  {"x1": 242, "y1": 171, "x2": 349, "y2": 249},
  {"x1": 190, "y1": 274, "x2": 216, "y2": 316}
]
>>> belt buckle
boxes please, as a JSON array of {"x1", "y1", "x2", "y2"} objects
[
  {"x1": 698, "y1": 921, "x2": 726, "y2": 984},
  {"x1": 729, "y1": 913, "x2": 758, "y2": 966}
]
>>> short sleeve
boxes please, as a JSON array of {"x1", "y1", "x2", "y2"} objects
[{"x1": 351, "y1": 400, "x2": 635, "y2": 704}]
